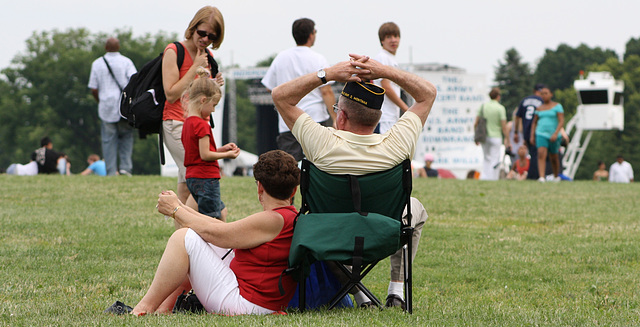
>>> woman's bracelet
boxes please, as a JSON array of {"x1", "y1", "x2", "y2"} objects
[{"x1": 172, "y1": 206, "x2": 182, "y2": 219}]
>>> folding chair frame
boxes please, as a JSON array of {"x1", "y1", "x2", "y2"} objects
[{"x1": 294, "y1": 159, "x2": 414, "y2": 313}]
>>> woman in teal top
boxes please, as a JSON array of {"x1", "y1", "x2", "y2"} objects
[{"x1": 530, "y1": 87, "x2": 564, "y2": 182}]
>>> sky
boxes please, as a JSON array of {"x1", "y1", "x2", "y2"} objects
[{"x1": 1, "y1": 0, "x2": 639, "y2": 81}]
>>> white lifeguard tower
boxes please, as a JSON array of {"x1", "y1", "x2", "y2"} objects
[{"x1": 562, "y1": 71, "x2": 624, "y2": 179}]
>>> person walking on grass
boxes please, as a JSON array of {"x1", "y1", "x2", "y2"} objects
[
  {"x1": 475, "y1": 87, "x2": 510, "y2": 180},
  {"x1": 88, "y1": 37, "x2": 137, "y2": 176},
  {"x1": 530, "y1": 87, "x2": 564, "y2": 182}
]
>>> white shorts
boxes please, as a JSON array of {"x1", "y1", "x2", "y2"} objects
[
  {"x1": 162, "y1": 120, "x2": 187, "y2": 183},
  {"x1": 184, "y1": 229, "x2": 274, "y2": 315}
]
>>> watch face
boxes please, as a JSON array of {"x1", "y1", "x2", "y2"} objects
[{"x1": 318, "y1": 70, "x2": 326, "y2": 78}]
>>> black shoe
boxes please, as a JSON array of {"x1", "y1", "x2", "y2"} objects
[
  {"x1": 385, "y1": 294, "x2": 406, "y2": 310},
  {"x1": 104, "y1": 300, "x2": 133, "y2": 315}
]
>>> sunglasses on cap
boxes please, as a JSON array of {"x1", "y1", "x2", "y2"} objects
[{"x1": 196, "y1": 30, "x2": 217, "y2": 41}]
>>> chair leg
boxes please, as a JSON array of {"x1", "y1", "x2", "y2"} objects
[
  {"x1": 404, "y1": 236, "x2": 413, "y2": 313},
  {"x1": 299, "y1": 268, "x2": 306, "y2": 312}
]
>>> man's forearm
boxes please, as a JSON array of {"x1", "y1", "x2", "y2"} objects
[
  {"x1": 386, "y1": 68, "x2": 436, "y2": 123},
  {"x1": 272, "y1": 73, "x2": 321, "y2": 130}
]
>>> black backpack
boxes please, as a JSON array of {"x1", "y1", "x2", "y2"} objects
[{"x1": 119, "y1": 42, "x2": 219, "y2": 164}]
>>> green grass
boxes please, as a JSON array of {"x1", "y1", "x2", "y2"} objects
[{"x1": 1, "y1": 175, "x2": 639, "y2": 326}]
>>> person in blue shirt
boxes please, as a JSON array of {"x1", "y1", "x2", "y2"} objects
[
  {"x1": 530, "y1": 87, "x2": 564, "y2": 182},
  {"x1": 81, "y1": 154, "x2": 107, "y2": 176}
]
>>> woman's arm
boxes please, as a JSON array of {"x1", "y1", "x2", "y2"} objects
[
  {"x1": 158, "y1": 191, "x2": 284, "y2": 249},
  {"x1": 162, "y1": 47, "x2": 209, "y2": 103},
  {"x1": 551, "y1": 112, "x2": 565, "y2": 142},
  {"x1": 158, "y1": 191, "x2": 283, "y2": 249}
]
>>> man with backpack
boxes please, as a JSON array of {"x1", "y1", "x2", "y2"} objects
[{"x1": 88, "y1": 37, "x2": 137, "y2": 176}]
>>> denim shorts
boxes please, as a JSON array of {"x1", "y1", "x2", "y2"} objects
[{"x1": 186, "y1": 178, "x2": 225, "y2": 219}]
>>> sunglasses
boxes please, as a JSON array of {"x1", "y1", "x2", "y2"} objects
[{"x1": 196, "y1": 30, "x2": 217, "y2": 41}]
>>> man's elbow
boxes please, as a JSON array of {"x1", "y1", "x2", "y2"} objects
[{"x1": 271, "y1": 85, "x2": 286, "y2": 109}]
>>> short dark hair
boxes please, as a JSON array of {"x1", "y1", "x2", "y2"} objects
[
  {"x1": 40, "y1": 137, "x2": 52, "y2": 147},
  {"x1": 489, "y1": 87, "x2": 501, "y2": 100},
  {"x1": 253, "y1": 150, "x2": 300, "y2": 200},
  {"x1": 292, "y1": 18, "x2": 315, "y2": 45}
]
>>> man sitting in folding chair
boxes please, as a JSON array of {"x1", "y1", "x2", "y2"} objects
[{"x1": 272, "y1": 54, "x2": 436, "y2": 311}]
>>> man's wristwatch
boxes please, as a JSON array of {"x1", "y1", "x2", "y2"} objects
[{"x1": 317, "y1": 69, "x2": 327, "y2": 84}]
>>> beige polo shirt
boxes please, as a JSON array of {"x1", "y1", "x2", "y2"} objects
[{"x1": 292, "y1": 111, "x2": 422, "y2": 175}]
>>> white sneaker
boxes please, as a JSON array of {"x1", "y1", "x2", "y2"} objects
[
  {"x1": 552, "y1": 176, "x2": 561, "y2": 182},
  {"x1": 119, "y1": 169, "x2": 132, "y2": 177},
  {"x1": 537, "y1": 177, "x2": 545, "y2": 183}
]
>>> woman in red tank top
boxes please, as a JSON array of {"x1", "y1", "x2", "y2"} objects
[{"x1": 130, "y1": 150, "x2": 300, "y2": 316}]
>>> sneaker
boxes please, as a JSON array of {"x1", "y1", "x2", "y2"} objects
[
  {"x1": 385, "y1": 294, "x2": 406, "y2": 310},
  {"x1": 552, "y1": 176, "x2": 561, "y2": 182},
  {"x1": 537, "y1": 177, "x2": 545, "y2": 183},
  {"x1": 104, "y1": 300, "x2": 133, "y2": 315},
  {"x1": 119, "y1": 169, "x2": 132, "y2": 177}
]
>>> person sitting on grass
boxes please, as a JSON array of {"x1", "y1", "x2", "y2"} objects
[
  {"x1": 506, "y1": 145, "x2": 529, "y2": 181},
  {"x1": 130, "y1": 150, "x2": 300, "y2": 316},
  {"x1": 80, "y1": 154, "x2": 107, "y2": 176}
]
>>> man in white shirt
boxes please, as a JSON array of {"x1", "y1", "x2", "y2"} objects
[
  {"x1": 261, "y1": 18, "x2": 335, "y2": 161},
  {"x1": 373, "y1": 22, "x2": 408, "y2": 134},
  {"x1": 609, "y1": 155, "x2": 634, "y2": 183},
  {"x1": 88, "y1": 37, "x2": 137, "y2": 176}
]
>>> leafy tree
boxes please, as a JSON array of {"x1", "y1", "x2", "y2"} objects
[
  {"x1": 256, "y1": 55, "x2": 276, "y2": 68},
  {"x1": 0, "y1": 28, "x2": 177, "y2": 174},
  {"x1": 494, "y1": 48, "x2": 533, "y2": 117},
  {"x1": 534, "y1": 43, "x2": 618, "y2": 91},
  {"x1": 624, "y1": 36, "x2": 640, "y2": 61}
]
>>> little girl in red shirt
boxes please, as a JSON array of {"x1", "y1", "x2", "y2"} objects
[{"x1": 182, "y1": 67, "x2": 240, "y2": 220}]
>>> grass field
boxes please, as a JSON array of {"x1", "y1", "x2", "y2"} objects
[{"x1": 1, "y1": 175, "x2": 639, "y2": 326}]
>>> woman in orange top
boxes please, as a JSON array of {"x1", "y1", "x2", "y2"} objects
[{"x1": 162, "y1": 6, "x2": 226, "y2": 212}]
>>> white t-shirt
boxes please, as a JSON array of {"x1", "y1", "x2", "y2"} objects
[
  {"x1": 88, "y1": 52, "x2": 137, "y2": 123},
  {"x1": 609, "y1": 161, "x2": 634, "y2": 183},
  {"x1": 261, "y1": 46, "x2": 331, "y2": 133},
  {"x1": 373, "y1": 49, "x2": 402, "y2": 132}
]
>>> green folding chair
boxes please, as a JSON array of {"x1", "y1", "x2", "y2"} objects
[{"x1": 288, "y1": 159, "x2": 414, "y2": 313}]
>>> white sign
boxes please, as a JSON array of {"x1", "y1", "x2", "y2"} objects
[{"x1": 413, "y1": 72, "x2": 487, "y2": 179}]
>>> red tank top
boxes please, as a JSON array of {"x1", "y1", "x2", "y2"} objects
[
  {"x1": 514, "y1": 158, "x2": 530, "y2": 175},
  {"x1": 229, "y1": 206, "x2": 298, "y2": 311},
  {"x1": 162, "y1": 43, "x2": 215, "y2": 122}
]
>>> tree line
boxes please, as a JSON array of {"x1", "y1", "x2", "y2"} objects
[
  {"x1": 0, "y1": 28, "x2": 258, "y2": 175},
  {"x1": 1, "y1": 28, "x2": 638, "y2": 179}
]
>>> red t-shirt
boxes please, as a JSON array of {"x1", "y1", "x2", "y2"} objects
[
  {"x1": 513, "y1": 158, "x2": 530, "y2": 176},
  {"x1": 230, "y1": 206, "x2": 298, "y2": 311},
  {"x1": 182, "y1": 116, "x2": 220, "y2": 179}
]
